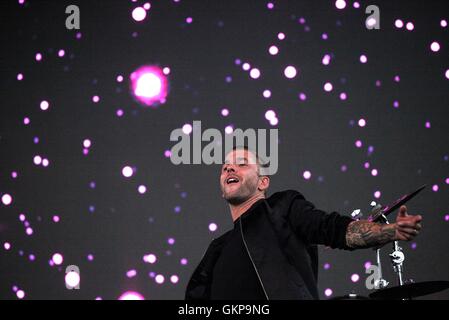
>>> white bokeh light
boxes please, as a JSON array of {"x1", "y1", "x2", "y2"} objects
[
  {"x1": 303, "y1": 171, "x2": 311, "y2": 180},
  {"x1": 42, "y1": 158, "x2": 49, "y2": 167},
  {"x1": 265, "y1": 110, "x2": 276, "y2": 121},
  {"x1": 1, "y1": 194, "x2": 12, "y2": 206},
  {"x1": 358, "y1": 119, "x2": 366, "y2": 127},
  {"x1": 170, "y1": 275, "x2": 179, "y2": 284},
  {"x1": 249, "y1": 68, "x2": 261, "y2": 79},
  {"x1": 143, "y1": 253, "x2": 157, "y2": 264},
  {"x1": 351, "y1": 274, "x2": 360, "y2": 282},
  {"x1": 209, "y1": 223, "x2": 218, "y2": 232},
  {"x1": 40, "y1": 100, "x2": 49, "y2": 111},
  {"x1": 52, "y1": 253, "x2": 63, "y2": 265},
  {"x1": 269, "y1": 117, "x2": 278, "y2": 126},
  {"x1": 138, "y1": 185, "x2": 147, "y2": 194},
  {"x1": 122, "y1": 166, "x2": 134, "y2": 178},
  {"x1": 135, "y1": 73, "x2": 162, "y2": 98},
  {"x1": 65, "y1": 271, "x2": 80, "y2": 287},
  {"x1": 268, "y1": 45, "x2": 279, "y2": 55},
  {"x1": 83, "y1": 139, "x2": 91, "y2": 148},
  {"x1": 132, "y1": 7, "x2": 147, "y2": 22},
  {"x1": 366, "y1": 18, "x2": 376, "y2": 28},
  {"x1": 284, "y1": 66, "x2": 297, "y2": 79},
  {"x1": 322, "y1": 54, "x2": 331, "y2": 65},
  {"x1": 395, "y1": 19, "x2": 404, "y2": 28},
  {"x1": 155, "y1": 274, "x2": 165, "y2": 284},
  {"x1": 335, "y1": 0, "x2": 346, "y2": 10},
  {"x1": 430, "y1": 41, "x2": 440, "y2": 52},
  {"x1": 225, "y1": 125, "x2": 234, "y2": 134},
  {"x1": 16, "y1": 290, "x2": 25, "y2": 299},
  {"x1": 182, "y1": 124, "x2": 193, "y2": 135}
]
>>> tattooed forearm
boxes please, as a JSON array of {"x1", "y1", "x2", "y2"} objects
[{"x1": 345, "y1": 220, "x2": 396, "y2": 249}]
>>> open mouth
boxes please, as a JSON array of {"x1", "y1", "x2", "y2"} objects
[{"x1": 226, "y1": 176, "x2": 240, "y2": 185}]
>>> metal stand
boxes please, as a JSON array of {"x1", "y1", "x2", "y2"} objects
[
  {"x1": 380, "y1": 214, "x2": 405, "y2": 287},
  {"x1": 352, "y1": 202, "x2": 407, "y2": 290},
  {"x1": 374, "y1": 213, "x2": 392, "y2": 289}
]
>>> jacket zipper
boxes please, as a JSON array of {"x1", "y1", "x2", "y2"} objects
[{"x1": 239, "y1": 217, "x2": 270, "y2": 300}]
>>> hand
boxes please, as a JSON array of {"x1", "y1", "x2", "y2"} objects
[{"x1": 394, "y1": 205, "x2": 422, "y2": 241}]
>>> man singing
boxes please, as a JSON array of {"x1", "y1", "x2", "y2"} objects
[{"x1": 185, "y1": 146, "x2": 422, "y2": 300}]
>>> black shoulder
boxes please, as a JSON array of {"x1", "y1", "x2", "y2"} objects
[
  {"x1": 209, "y1": 229, "x2": 233, "y2": 247},
  {"x1": 266, "y1": 189, "x2": 306, "y2": 206}
]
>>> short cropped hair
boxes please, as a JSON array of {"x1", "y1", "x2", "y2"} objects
[{"x1": 228, "y1": 145, "x2": 268, "y2": 174}]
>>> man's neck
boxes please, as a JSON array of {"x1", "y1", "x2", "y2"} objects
[{"x1": 229, "y1": 193, "x2": 265, "y2": 222}]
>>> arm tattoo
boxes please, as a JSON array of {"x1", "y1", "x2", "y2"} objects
[{"x1": 345, "y1": 220, "x2": 396, "y2": 249}]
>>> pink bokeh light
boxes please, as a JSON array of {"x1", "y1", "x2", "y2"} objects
[
  {"x1": 130, "y1": 66, "x2": 168, "y2": 107},
  {"x1": 118, "y1": 291, "x2": 144, "y2": 300}
]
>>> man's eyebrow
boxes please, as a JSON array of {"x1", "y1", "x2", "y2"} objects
[{"x1": 224, "y1": 157, "x2": 248, "y2": 164}]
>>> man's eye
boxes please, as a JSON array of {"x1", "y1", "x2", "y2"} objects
[{"x1": 238, "y1": 163, "x2": 247, "y2": 167}]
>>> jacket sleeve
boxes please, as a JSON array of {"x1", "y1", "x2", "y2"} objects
[
  {"x1": 185, "y1": 242, "x2": 218, "y2": 300},
  {"x1": 287, "y1": 192, "x2": 355, "y2": 249},
  {"x1": 185, "y1": 233, "x2": 230, "y2": 300}
]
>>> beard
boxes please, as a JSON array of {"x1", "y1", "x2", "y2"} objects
[{"x1": 221, "y1": 178, "x2": 258, "y2": 205}]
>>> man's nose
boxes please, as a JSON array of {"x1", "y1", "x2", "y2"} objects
[{"x1": 225, "y1": 165, "x2": 236, "y2": 173}]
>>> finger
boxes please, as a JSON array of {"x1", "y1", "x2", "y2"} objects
[
  {"x1": 397, "y1": 221, "x2": 417, "y2": 228},
  {"x1": 397, "y1": 227, "x2": 419, "y2": 236},
  {"x1": 415, "y1": 223, "x2": 422, "y2": 231},
  {"x1": 396, "y1": 232, "x2": 413, "y2": 241},
  {"x1": 397, "y1": 231, "x2": 415, "y2": 241},
  {"x1": 397, "y1": 216, "x2": 422, "y2": 225},
  {"x1": 414, "y1": 215, "x2": 423, "y2": 222},
  {"x1": 398, "y1": 205, "x2": 408, "y2": 217}
]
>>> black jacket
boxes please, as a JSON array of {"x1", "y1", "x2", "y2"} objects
[{"x1": 185, "y1": 190, "x2": 355, "y2": 300}]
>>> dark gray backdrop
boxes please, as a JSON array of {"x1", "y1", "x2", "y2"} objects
[{"x1": 0, "y1": 0, "x2": 448, "y2": 299}]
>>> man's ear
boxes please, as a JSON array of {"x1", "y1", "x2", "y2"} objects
[{"x1": 258, "y1": 176, "x2": 270, "y2": 192}]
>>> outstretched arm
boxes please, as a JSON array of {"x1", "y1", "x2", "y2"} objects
[{"x1": 345, "y1": 205, "x2": 422, "y2": 249}]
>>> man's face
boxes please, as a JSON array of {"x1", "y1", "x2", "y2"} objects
[{"x1": 220, "y1": 149, "x2": 262, "y2": 205}]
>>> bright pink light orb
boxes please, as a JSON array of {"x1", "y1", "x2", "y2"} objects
[{"x1": 130, "y1": 66, "x2": 168, "y2": 107}]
